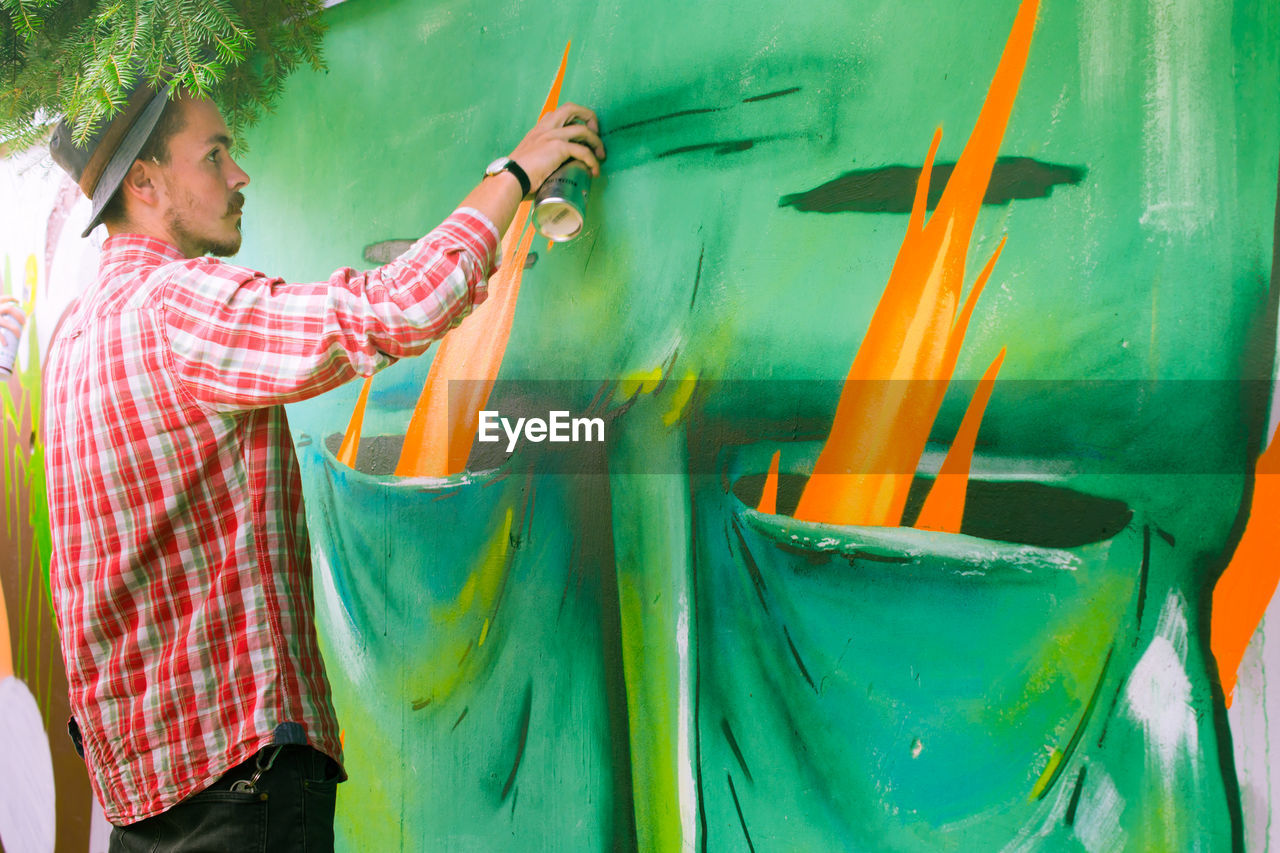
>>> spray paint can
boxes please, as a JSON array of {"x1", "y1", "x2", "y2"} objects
[
  {"x1": 533, "y1": 160, "x2": 591, "y2": 242},
  {"x1": 0, "y1": 325, "x2": 20, "y2": 379}
]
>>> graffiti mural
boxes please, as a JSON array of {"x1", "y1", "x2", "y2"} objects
[
  {"x1": 225, "y1": 0, "x2": 1280, "y2": 849},
  {"x1": 2, "y1": 0, "x2": 1279, "y2": 850}
]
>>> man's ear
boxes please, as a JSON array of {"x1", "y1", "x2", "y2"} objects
[{"x1": 118, "y1": 158, "x2": 162, "y2": 210}]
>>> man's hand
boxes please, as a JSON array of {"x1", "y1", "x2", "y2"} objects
[
  {"x1": 457, "y1": 102, "x2": 607, "y2": 240},
  {"x1": 0, "y1": 297, "x2": 25, "y2": 340},
  {"x1": 507, "y1": 103, "x2": 606, "y2": 191}
]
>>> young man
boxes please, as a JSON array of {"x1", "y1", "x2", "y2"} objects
[{"x1": 44, "y1": 81, "x2": 603, "y2": 851}]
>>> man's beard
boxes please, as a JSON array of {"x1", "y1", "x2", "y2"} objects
[
  {"x1": 204, "y1": 221, "x2": 242, "y2": 258},
  {"x1": 167, "y1": 192, "x2": 244, "y2": 257}
]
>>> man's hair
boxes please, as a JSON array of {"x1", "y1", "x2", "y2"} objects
[{"x1": 99, "y1": 96, "x2": 188, "y2": 225}]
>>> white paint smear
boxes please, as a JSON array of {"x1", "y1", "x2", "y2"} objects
[
  {"x1": 1139, "y1": 0, "x2": 1223, "y2": 235},
  {"x1": 1074, "y1": 767, "x2": 1128, "y2": 853},
  {"x1": 0, "y1": 676, "x2": 56, "y2": 853},
  {"x1": 1125, "y1": 592, "x2": 1198, "y2": 771}
]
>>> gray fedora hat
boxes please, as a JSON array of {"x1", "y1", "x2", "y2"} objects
[{"x1": 49, "y1": 80, "x2": 173, "y2": 238}]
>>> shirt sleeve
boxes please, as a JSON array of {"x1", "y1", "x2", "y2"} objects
[{"x1": 161, "y1": 207, "x2": 499, "y2": 413}]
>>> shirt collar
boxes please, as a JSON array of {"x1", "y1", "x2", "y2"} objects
[{"x1": 101, "y1": 233, "x2": 187, "y2": 265}]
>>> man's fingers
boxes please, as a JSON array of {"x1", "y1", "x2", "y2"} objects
[
  {"x1": 0, "y1": 301, "x2": 27, "y2": 337},
  {"x1": 548, "y1": 123, "x2": 605, "y2": 159},
  {"x1": 539, "y1": 103, "x2": 601, "y2": 137},
  {"x1": 0, "y1": 309, "x2": 24, "y2": 335},
  {"x1": 539, "y1": 103, "x2": 579, "y2": 129},
  {"x1": 562, "y1": 143, "x2": 601, "y2": 177}
]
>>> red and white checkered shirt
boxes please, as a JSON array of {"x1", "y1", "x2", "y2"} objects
[{"x1": 44, "y1": 208, "x2": 498, "y2": 824}]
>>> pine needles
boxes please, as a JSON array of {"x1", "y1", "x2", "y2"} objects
[{"x1": 0, "y1": 0, "x2": 327, "y2": 151}]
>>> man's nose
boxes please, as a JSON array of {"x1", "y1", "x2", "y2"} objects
[{"x1": 227, "y1": 157, "x2": 250, "y2": 190}]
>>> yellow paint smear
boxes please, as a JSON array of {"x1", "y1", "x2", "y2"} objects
[
  {"x1": 793, "y1": 0, "x2": 1037, "y2": 527},
  {"x1": 915, "y1": 347, "x2": 1006, "y2": 533},
  {"x1": 662, "y1": 370, "x2": 698, "y2": 425},
  {"x1": 23, "y1": 255, "x2": 36, "y2": 313},
  {"x1": 417, "y1": 507, "x2": 514, "y2": 704},
  {"x1": 618, "y1": 367, "x2": 664, "y2": 399},
  {"x1": 1212, "y1": 425, "x2": 1280, "y2": 707},
  {"x1": 394, "y1": 43, "x2": 571, "y2": 477},
  {"x1": 1028, "y1": 747, "x2": 1064, "y2": 800},
  {"x1": 335, "y1": 376, "x2": 373, "y2": 469},
  {"x1": 757, "y1": 449, "x2": 781, "y2": 515}
]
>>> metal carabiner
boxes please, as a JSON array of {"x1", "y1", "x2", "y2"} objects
[{"x1": 228, "y1": 745, "x2": 283, "y2": 794}]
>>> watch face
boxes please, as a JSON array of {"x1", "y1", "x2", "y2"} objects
[{"x1": 484, "y1": 157, "x2": 510, "y2": 176}]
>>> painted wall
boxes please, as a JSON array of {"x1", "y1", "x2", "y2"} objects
[
  {"x1": 235, "y1": 1, "x2": 1280, "y2": 849},
  {"x1": 1, "y1": 0, "x2": 1278, "y2": 850}
]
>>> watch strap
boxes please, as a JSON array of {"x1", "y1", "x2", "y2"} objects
[{"x1": 502, "y1": 159, "x2": 532, "y2": 197}]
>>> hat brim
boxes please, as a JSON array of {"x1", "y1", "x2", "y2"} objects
[{"x1": 81, "y1": 86, "x2": 174, "y2": 239}]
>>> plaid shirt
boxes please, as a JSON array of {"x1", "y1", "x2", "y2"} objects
[{"x1": 45, "y1": 208, "x2": 498, "y2": 824}]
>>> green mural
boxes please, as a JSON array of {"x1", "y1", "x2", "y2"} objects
[{"x1": 227, "y1": 0, "x2": 1280, "y2": 850}]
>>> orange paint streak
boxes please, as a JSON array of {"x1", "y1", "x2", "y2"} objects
[
  {"x1": 915, "y1": 347, "x2": 1006, "y2": 533},
  {"x1": 336, "y1": 376, "x2": 373, "y2": 469},
  {"x1": 757, "y1": 450, "x2": 781, "y2": 515},
  {"x1": 0, "y1": 566, "x2": 11, "y2": 680},
  {"x1": 793, "y1": 0, "x2": 1037, "y2": 527},
  {"x1": 394, "y1": 44, "x2": 570, "y2": 477},
  {"x1": 1212, "y1": 426, "x2": 1280, "y2": 707}
]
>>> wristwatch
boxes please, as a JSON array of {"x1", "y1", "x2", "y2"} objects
[{"x1": 484, "y1": 157, "x2": 532, "y2": 197}]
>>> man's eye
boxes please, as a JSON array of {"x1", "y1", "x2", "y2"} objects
[{"x1": 208, "y1": 149, "x2": 219, "y2": 162}]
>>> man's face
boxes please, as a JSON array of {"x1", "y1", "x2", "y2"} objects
[{"x1": 155, "y1": 97, "x2": 249, "y2": 258}]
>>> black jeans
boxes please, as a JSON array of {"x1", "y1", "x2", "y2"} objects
[{"x1": 108, "y1": 745, "x2": 341, "y2": 853}]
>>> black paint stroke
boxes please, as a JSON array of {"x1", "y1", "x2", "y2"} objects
[
  {"x1": 743, "y1": 86, "x2": 802, "y2": 103},
  {"x1": 1036, "y1": 646, "x2": 1113, "y2": 800},
  {"x1": 501, "y1": 681, "x2": 534, "y2": 801},
  {"x1": 1095, "y1": 681, "x2": 1126, "y2": 749},
  {"x1": 411, "y1": 697, "x2": 431, "y2": 711},
  {"x1": 779, "y1": 157, "x2": 1086, "y2": 214},
  {"x1": 657, "y1": 139, "x2": 756, "y2": 159},
  {"x1": 1156, "y1": 526, "x2": 1176, "y2": 547},
  {"x1": 1064, "y1": 766, "x2": 1088, "y2": 826},
  {"x1": 955, "y1": 481, "x2": 1132, "y2": 550},
  {"x1": 721, "y1": 718, "x2": 754, "y2": 784},
  {"x1": 558, "y1": 541, "x2": 581, "y2": 616},
  {"x1": 582, "y1": 232, "x2": 602, "y2": 274},
  {"x1": 1135, "y1": 525, "x2": 1151, "y2": 632},
  {"x1": 609, "y1": 107, "x2": 725, "y2": 134},
  {"x1": 451, "y1": 707, "x2": 469, "y2": 732},
  {"x1": 690, "y1": 243, "x2": 706, "y2": 310},
  {"x1": 726, "y1": 773, "x2": 757, "y2": 853},
  {"x1": 783, "y1": 625, "x2": 818, "y2": 693},
  {"x1": 730, "y1": 518, "x2": 771, "y2": 613}
]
